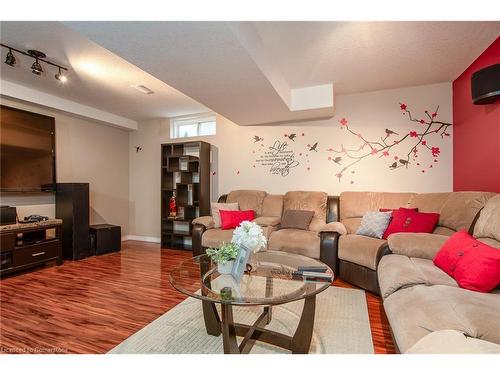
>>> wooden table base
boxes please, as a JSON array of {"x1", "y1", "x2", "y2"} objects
[{"x1": 202, "y1": 294, "x2": 317, "y2": 354}]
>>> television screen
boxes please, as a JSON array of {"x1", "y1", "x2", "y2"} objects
[{"x1": 0, "y1": 105, "x2": 56, "y2": 192}]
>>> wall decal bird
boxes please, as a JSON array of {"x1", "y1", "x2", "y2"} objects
[
  {"x1": 399, "y1": 159, "x2": 409, "y2": 166},
  {"x1": 286, "y1": 133, "x2": 297, "y2": 141},
  {"x1": 385, "y1": 128, "x2": 399, "y2": 136},
  {"x1": 389, "y1": 162, "x2": 398, "y2": 169},
  {"x1": 332, "y1": 157, "x2": 342, "y2": 164},
  {"x1": 309, "y1": 142, "x2": 318, "y2": 152},
  {"x1": 253, "y1": 136, "x2": 263, "y2": 143}
]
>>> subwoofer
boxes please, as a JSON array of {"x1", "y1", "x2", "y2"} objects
[{"x1": 471, "y1": 63, "x2": 500, "y2": 105}]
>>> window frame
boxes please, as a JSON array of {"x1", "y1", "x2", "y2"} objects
[{"x1": 170, "y1": 113, "x2": 217, "y2": 139}]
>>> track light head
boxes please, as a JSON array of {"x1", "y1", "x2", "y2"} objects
[
  {"x1": 31, "y1": 59, "x2": 43, "y2": 75},
  {"x1": 5, "y1": 49, "x2": 16, "y2": 66},
  {"x1": 55, "y1": 68, "x2": 67, "y2": 82}
]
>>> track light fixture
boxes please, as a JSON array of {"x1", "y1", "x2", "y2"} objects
[
  {"x1": 55, "y1": 67, "x2": 67, "y2": 82},
  {"x1": 1, "y1": 43, "x2": 68, "y2": 82},
  {"x1": 5, "y1": 48, "x2": 16, "y2": 66}
]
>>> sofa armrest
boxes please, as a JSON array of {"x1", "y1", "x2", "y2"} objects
[
  {"x1": 192, "y1": 223, "x2": 207, "y2": 256},
  {"x1": 387, "y1": 233, "x2": 449, "y2": 260},
  {"x1": 320, "y1": 232, "x2": 340, "y2": 276},
  {"x1": 192, "y1": 216, "x2": 215, "y2": 229},
  {"x1": 318, "y1": 221, "x2": 347, "y2": 235},
  {"x1": 252, "y1": 216, "x2": 281, "y2": 227}
]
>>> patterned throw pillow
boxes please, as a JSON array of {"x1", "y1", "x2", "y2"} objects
[{"x1": 356, "y1": 211, "x2": 393, "y2": 239}]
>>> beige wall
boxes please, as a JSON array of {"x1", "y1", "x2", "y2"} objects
[
  {"x1": 129, "y1": 82, "x2": 453, "y2": 238},
  {"x1": 0, "y1": 97, "x2": 130, "y2": 235}
]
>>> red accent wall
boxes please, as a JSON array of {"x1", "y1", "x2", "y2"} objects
[{"x1": 453, "y1": 37, "x2": 500, "y2": 193}]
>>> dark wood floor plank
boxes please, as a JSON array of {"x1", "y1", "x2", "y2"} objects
[{"x1": 0, "y1": 241, "x2": 395, "y2": 354}]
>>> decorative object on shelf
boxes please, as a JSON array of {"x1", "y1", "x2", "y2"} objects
[
  {"x1": 1, "y1": 43, "x2": 68, "y2": 82},
  {"x1": 169, "y1": 191, "x2": 177, "y2": 218},
  {"x1": 206, "y1": 242, "x2": 239, "y2": 274}
]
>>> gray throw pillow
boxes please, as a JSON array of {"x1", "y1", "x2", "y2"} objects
[
  {"x1": 280, "y1": 209, "x2": 315, "y2": 230},
  {"x1": 356, "y1": 211, "x2": 393, "y2": 239}
]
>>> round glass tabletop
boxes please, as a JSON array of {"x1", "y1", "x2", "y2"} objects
[{"x1": 169, "y1": 250, "x2": 334, "y2": 306}]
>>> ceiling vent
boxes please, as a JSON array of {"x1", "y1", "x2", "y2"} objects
[{"x1": 132, "y1": 84, "x2": 154, "y2": 95}]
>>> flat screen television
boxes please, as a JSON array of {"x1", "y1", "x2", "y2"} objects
[{"x1": 0, "y1": 105, "x2": 56, "y2": 192}]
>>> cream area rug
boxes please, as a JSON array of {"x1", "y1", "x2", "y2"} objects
[{"x1": 109, "y1": 286, "x2": 374, "y2": 354}]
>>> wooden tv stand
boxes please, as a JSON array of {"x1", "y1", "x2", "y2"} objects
[{"x1": 0, "y1": 219, "x2": 63, "y2": 277}]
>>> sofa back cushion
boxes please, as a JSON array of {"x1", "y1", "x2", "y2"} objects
[
  {"x1": 283, "y1": 191, "x2": 327, "y2": 232},
  {"x1": 261, "y1": 194, "x2": 283, "y2": 217},
  {"x1": 474, "y1": 194, "x2": 500, "y2": 242},
  {"x1": 409, "y1": 192, "x2": 495, "y2": 232},
  {"x1": 339, "y1": 192, "x2": 414, "y2": 220},
  {"x1": 227, "y1": 190, "x2": 267, "y2": 217},
  {"x1": 339, "y1": 192, "x2": 414, "y2": 233}
]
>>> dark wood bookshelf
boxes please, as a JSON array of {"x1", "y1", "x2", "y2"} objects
[{"x1": 160, "y1": 141, "x2": 211, "y2": 250}]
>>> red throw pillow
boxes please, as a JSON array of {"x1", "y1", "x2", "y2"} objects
[
  {"x1": 219, "y1": 210, "x2": 255, "y2": 230},
  {"x1": 379, "y1": 208, "x2": 418, "y2": 212},
  {"x1": 434, "y1": 230, "x2": 500, "y2": 292},
  {"x1": 382, "y1": 207, "x2": 439, "y2": 239},
  {"x1": 433, "y1": 230, "x2": 472, "y2": 277}
]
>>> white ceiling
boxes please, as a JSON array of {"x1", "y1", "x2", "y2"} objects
[
  {"x1": 1, "y1": 21, "x2": 499, "y2": 128},
  {"x1": 0, "y1": 21, "x2": 208, "y2": 123},
  {"x1": 252, "y1": 21, "x2": 500, "y2": 94}
]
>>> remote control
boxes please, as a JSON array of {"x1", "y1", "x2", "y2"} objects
[{"x1": 297, "y1": 266, "x2": 328, "y2": 273}]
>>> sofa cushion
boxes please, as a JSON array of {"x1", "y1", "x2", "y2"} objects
[
  {"x1": 409, "y1": 192, "x2": 495, "y2": 232},
  {"x1": 341, "y1": 217, "x2": 362, "y2": 234},
  {"x1": 280, "y1": 209, "x2": 314, "y2": 230},
  {"x1": 356, "y1": 211, "x2": 393, "y2": 239},
  {"x1": 268, "y1": 229, "x2": 321, "y2": 259},
  {"x1": 283, "y1": 191, "x2": 327, "y2": 232},
  {"x1": 227, "y1": 190, "x2": 267, "y2": 216},
  {"x1": 378, "y1": 254, "x2": 458, "y2": 300},
  {"x1": 382, "y1": 208, "x2": 440, "y2": 239},
  {"x1": 252, "y1": 216, "x2": 281, "y2": 227},
  {"x1": 338, "y1": 234, "x2": 387, "y2": 270},
  {"x1": 405, "y1": 330, "x2": 500, "y2": 354},
  {"x1": 261, "y1": 194, "x2": 283, "y2": 217},
  {"x1": 478, "y1": 237, "x2": 500, "y2": 248},
  {"x1": 339, "y1": 192, "x2": 414, "y2": 220},
  {"x1": 211, "y1": 202, "x2": 239, "y2": 228},
  {"x1": 432, "y1": 226, "x2": 456, "y2": 236},
  {"x1": 388, "y1": 233, "x2": 449, "y2": 260},
  {"x1": 474, "y1": 194, "x2": 500, "y2": 242},
  {"x1": 383, "y1": 284, "x2": 500, "y2": 353},
  {"x1": 201, "y1": 228, "x2": 234, "y2": 248},
  {"x1": 219, "y1": 210, "x2": 255, "y2": 230}
]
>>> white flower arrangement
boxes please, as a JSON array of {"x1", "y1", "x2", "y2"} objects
[{"x1": 231, "y1": 220, "x2": 267, "y2": 253}]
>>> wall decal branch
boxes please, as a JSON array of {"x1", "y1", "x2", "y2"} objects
[{"x1": 326, "y1": 103, "x2": 452, "y2": 182}]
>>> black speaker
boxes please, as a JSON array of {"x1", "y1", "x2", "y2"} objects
[
  {"x1": 471, "y1": 63, "x2": 500, "y2": 105},
  {"x1": 56, "y1": 183, "x2": 90, "y2": 260},
  {"x1": 89, "y1": 224, "x2": 121, "y2": 255},
  {"x1": 0, "y1": 206, "x2": 17, "y2": 225}
]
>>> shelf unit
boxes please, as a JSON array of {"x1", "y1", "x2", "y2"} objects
[{"x1": 161, "y1": 141, "x2": 211, "y2": 250}]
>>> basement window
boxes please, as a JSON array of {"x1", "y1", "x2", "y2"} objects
[{"x1": 170, "y1": 114, "x2": 216, "y2": 139}]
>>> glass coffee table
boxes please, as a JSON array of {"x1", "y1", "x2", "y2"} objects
[{"x1": 169, "y1": 250, "x2": 333, "y2": 354}]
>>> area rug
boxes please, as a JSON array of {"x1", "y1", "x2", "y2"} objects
[{"x1": 109, "y1": 286, "x2": 374, "y2": 354}]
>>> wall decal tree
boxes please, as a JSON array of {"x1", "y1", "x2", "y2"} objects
[{"x1": 326, "y1": 103, "x2": 452, "y2": 182}]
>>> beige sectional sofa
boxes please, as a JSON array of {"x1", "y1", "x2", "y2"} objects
[
  {"x1": 336, "y1": 191, "x2": 494, "y2": 294},
  {"x1": 378, "y1": 194, "x2": 500, "y2": 353},
  {"x1": 192, "y1": 190, "x2": 345, "y2": 271}
]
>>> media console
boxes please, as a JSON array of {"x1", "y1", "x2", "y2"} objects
[{"x1": 0, "y1": 219, "x2": 63, "y2": 277}]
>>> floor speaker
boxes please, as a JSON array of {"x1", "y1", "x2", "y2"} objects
[{"x1": 56, "y1": 183, "x2": 90, "y2": 260}]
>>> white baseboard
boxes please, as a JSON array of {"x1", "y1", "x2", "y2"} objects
[{"x1": 122, "y1": 235, "x2": 161, "y2": 243}]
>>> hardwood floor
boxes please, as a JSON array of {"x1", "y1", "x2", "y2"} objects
[{"x1": 0, "y1": 241, "x2": 395, "y2": 354}]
